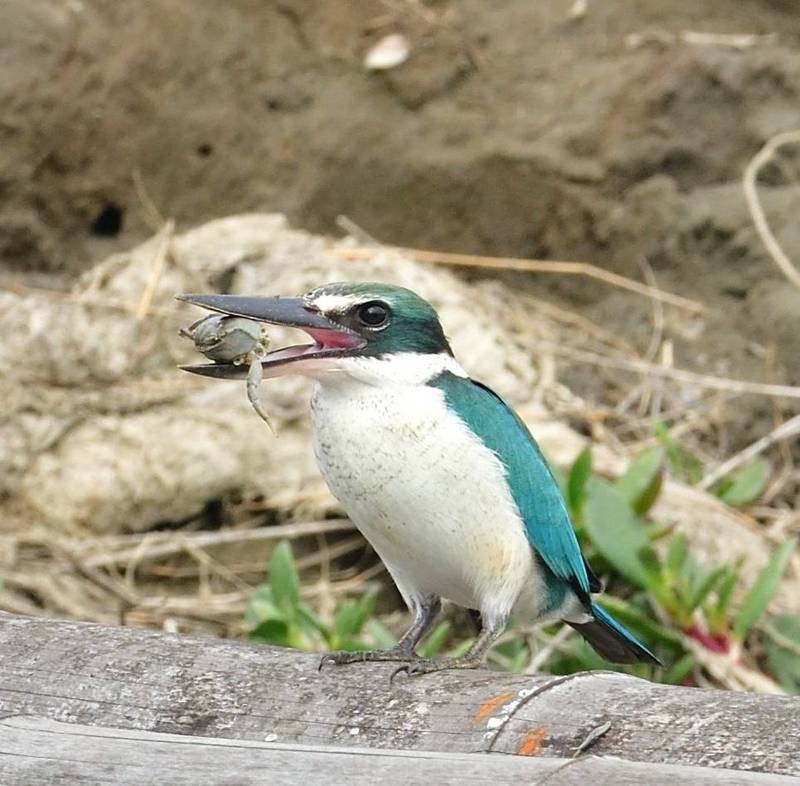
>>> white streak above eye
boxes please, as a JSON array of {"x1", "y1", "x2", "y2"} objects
[{"x1": 310, "y1": 293, "x2": 363, "y2": 314}]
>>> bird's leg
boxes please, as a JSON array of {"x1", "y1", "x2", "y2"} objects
[
  {"x1": 391, "y1": 617, "x2": 505, "y2": 680},
  {"x1": 318, "y1": 596, "x2": 441, "y2": 669},
  {"x1": 393, "y1": 596, "x2": 442, "y2": 653}
]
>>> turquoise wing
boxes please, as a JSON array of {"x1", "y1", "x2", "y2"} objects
[{"x1": 431, "y1": 372, "x2": 591, "y2": 597}]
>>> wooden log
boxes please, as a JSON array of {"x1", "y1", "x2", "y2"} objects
[
  {"x1": 0, "y1": 613, "x2": 797, "y2": 782},
  {"x1": 0, "y1": 716, "x2": 794, "y2": 786}
]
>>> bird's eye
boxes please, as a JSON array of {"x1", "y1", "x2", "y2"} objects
[{"x1": 356, "y1": 301, "x2": 390, "y2": 328}]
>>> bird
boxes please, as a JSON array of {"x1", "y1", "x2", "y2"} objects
[{"x1": 179, "y1": 282, "x2": 660, "y2": 676}]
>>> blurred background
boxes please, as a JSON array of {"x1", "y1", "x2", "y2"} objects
[{"x1": 1, "y1": 0, "x2": 799, "y2": 692}]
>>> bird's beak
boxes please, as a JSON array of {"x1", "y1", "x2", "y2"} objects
[{"x1": 177, "y1": 293, "x2": 366, "y2": 379}]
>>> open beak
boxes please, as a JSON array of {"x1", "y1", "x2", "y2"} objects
[{"x1": 177, "y1": 293, "x2": 365, "y2": 379}]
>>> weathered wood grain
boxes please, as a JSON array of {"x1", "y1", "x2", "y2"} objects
[
  {"x1": 0, "y1": 717, "x2": 794, "y2": 786},
  {"x1": 0, "y1": 613, "x2": 797, "y2": 779}
]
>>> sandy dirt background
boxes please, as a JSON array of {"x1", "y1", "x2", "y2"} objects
[
  {"x1": 1, "y1": 2, "x2": 800, "y2": 683},
  {"x1": 3, "y1": 1, "x2": 800, "y2": 443}
]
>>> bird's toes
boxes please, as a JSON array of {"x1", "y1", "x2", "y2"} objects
[
  {"x1": 389, "y1": 663, "x2": 413, "y2": 683},
  {"x1": 317, "y1": 651, "x2": 358, "y2": 670},
  {"x1": 391, "y1": 657, "x2": 483, "y2": 681},
  {"x1": 390, "y1": 659, "x2": 445, "y2": 681}
]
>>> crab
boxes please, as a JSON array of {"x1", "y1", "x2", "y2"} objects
[{"x1": 180, "y1": 314, "x2": 274, "y2": 432}]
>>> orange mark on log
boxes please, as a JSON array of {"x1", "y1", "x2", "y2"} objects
[
  {"x1": 473, "y1": 692, "x2": 514, "y2": 724},
  {"x1": 518, "y1": 727, "x2": 548, "y2": 756}
]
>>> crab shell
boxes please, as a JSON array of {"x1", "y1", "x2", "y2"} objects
[{"x1": 183, "y1": 314, "x2": 268, "y2": 363}]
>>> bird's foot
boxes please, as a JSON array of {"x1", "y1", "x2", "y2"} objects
[
  {"x1": 390, "y1": 656, "x2": 483, "y2": 682},
  {"x1": 318, "y1": 647, "x2": 418, "y2": 671}
]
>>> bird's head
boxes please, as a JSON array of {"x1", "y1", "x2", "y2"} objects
[{"x1": 178, "y1": 282, "x2": 453, "y2": 380}]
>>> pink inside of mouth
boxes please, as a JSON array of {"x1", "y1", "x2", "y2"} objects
[
  {"x1": 257, "y1": 328, "x2": 363, "y2": 379},
  {"x1": 305, "y1": 328, "x2": 364, "y2": 350},
  {"x1": 261, "y1": 328, "x2": 363, "y2": 365}
]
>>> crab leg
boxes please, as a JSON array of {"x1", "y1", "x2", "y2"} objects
[{"x1": 246, "y1": 357, "x2": 275, "y2": 434}]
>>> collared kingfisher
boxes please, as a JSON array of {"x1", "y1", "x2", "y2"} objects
[{"x1": 180, "y1": 282, "x2": 659, "y2": 676}]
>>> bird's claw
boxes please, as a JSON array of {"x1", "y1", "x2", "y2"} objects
[
  {"x1": 318, "y1": 651, "x2": 357, "y2": 671},
  {"x1": 389, "y1": 656, "x2": 482, "y2": 682},
  {"x1": 389, "y1": 664, "x2": 414, "y2": 683},
  {"x1": 318, "y1": 648, "x2": 418, "y2": 671}
]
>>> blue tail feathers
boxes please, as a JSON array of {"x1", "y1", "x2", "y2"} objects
[{"x1": 568, "y1": 602, "x2": 661, "y2": 666}]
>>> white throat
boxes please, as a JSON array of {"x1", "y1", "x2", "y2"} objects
[{"x1": 323, "y1": 352, "x2": 468, "y2": 387}]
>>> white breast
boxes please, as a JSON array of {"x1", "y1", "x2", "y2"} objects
[{"x1": 309, "y1": 356, "x2": 544, "y2": 627}]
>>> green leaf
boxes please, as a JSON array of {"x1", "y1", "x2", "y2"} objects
[
  {"x1": 353, "y1": 590, "x2": 379, "y2": 632},
  {"x1": 365, "y1": 619, "x2": 396, "y2": 649},
  {"x1": 568, "y1": 447, "x2": 592, "y2": 518},
  {"x1": 286, "y1": 622, "x2": 317, "y2": 651},
  {"x1": 295, "y1": 605, "x2": 328, "y2": 638},
  {"x1": 494, "y1": 634, "x2": 524, "y2": 658},
  {"x1": 663, "y1": 653, "x2": 695, "y2": 685},
  {"x1": 644, "y1": 520, "x2": 674, "y2": 542},
  {"x1": 583, "y1": 478, "x2": 650, "y2": 588},
  {"x1": 665, "y1": 534, "x2": 689, "y2": 575},
  {"x1": 449, "y1": 638, "x2": 475, "y2": 658},
  {"x1": 245, "y1": 585, "x2": 280, "y2": 627},
  {"x1": 249, "y1": 618, "x2": 290, "y2": 645},
  {"x1": 708, "y1": 564, "x2": 740, "y2": 633},
  {"x1": 418, "y1": 620, "x2": 451, "y2": 658},
  {"x1": 637, "y1": 545, "x2": 666, "y2": 600},
  {"x1": 491, "y1": 637, "x2": 530, "y2": 673},
  {"x1": 638, "y1": 545, "x2": 662, "y2": 577},
  {"x1": 687, "y1": 566, "x2": 727, "y2": 613},
  {"x1": 269, "y1": 541, "x2": 300, "y2": 613},
  {"x1": 765, "y1": 615, "x2": 800, "y2": 693},
  {"x1": 507, "y1": 647, "x2": 530, "y2": 673},
  {"x1": 616, "y1": 447, "x2": 664, "y2": 515},
  {"x1": 654, "y1": 422, "x2": 703, "y2": 485},
  {"x1": 334, "y1": 591, "x2": 377, "y2": 640},
  {"x1": 336, "y1": 637, "x2": 373, "y2": 652},
  {"x1": 715, "y1": 460, "x2": 769, "y2": 508},
  {"x1": 733, "y1": 538, "x2": 798, "y2": 640},
  {"x1": 333, "y1": 600, "x2": 361, "y2": 640}
]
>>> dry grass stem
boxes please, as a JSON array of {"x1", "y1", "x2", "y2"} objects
[
  {"x1": 335, "y1": 246, "x2": 708, "y2": 314},
  {"x1": 0, "y1": 515, "x2": 370, "y2": 636},
  {"x1": 743, "y1": 129, "x2": 800, "y2": 290},
  {"x1": 335, "y1": 215, "x2": 381, "y2": 246},
  {"x1": 83, "y1": 519, "x2": 353, "y2": 569},
  {"x1": 526, "y1": 625, "x2": 576, "y2": 673},
  {"x1": 683, "y1": 638, "x2": 784, "y2": 694},
  {"x1": 135, "y1": 219, "x2": 174, "y2": 320},
  {"x1": 763, "y1": 623, "x2": 800, "y2": 657},
  {"x1": 638, "y1": 256, "x2": 666, "y2": 364},
  {"x1": 699, "y1": 413, "x2": 800, "y2": 490},
  {"x1": 132, "y1": 167, "x2": 167, "y2": 232},
  {"x1": 538, "y1": 341, "x2": 800, "y2": 400},
  {"x1": 626, "y1": 30, "x2": 778, "y2": 50},
  {"x1": 0, "y1": 276, "x2": 177, "y2": 318},
  {"x1": 515, "y1": 294, "x2": 637, "y2": 354}
]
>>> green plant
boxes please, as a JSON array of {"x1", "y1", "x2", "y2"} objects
[
  {"x1": 557, "y1": 443, "x2": 798, "y2": 685},
  {"x1": 652, "y1": 422, "x2": 769, "y2": 507},
  {"x1": 713, "y1": 460, "x2": 769, "y2": 507},
  {"x1": 654, "y1": 422, "x2": 703, "y2": 485},
  {"x1": 765, "y1": 615, "x2": 800, "y2": 692},
  {"x1": 245, "y1": 541, "x2": 394, "y2": 651}
]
